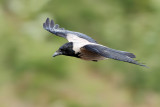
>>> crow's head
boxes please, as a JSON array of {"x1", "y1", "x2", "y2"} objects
[{"x1": 53, "y1": 42, "x2": 79, "y2": 58}]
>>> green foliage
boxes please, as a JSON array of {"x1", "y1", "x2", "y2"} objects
[{"x1": 0, "y1": 0, "x2": 160, "y2": 106}]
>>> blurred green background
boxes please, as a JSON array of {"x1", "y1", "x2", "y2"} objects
[{"x1": 0, "y1": 0, "x2": 160, "y2": 107}]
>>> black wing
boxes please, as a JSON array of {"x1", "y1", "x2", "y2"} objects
[
  {"x1": 43, "y1": 18, "x2": 97, "y2": 43},
  {"x1": 82, "y1": 44, "x2": 147, "y2": 67}
]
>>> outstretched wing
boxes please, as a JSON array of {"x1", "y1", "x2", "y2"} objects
[
  {"x1": 81, "y1": 44, "x2": 147, "y2": 67},
  {"x1": 43, "y1": 18, "x2": 97, "y2": 43}
]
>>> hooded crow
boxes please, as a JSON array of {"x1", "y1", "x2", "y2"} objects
[{"x1": 43, "y1": 18, "x2": 147, "y2": 67}]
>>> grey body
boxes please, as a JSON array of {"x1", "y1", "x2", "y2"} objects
[{"x1": 43, "y1": 18, "x2": 147, "y2": 67}]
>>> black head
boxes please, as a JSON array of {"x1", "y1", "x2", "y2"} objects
[{"x1": 53, "y1": 42, "x2": 79, "y2": 58}]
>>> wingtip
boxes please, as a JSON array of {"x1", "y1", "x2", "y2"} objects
[
  {"x1": 132, "y1": 60, "x2": 149, "y2": 68},
  {"x1": 46, "y1": 18, "x2": 49, "y2": 27},
  {"x1": 143, "y1": 65, "x2": 149, "y2": 68},
  {"x1": 50, "y1": 20, "x2": 54, "y2": 28},
  {"x1": 139, "y1": 63, "x2": 149, "y2": 68},
  {"x1": 43, "y1": 17, "x2": 65, "y2": 33},
  {"x1": 46, "y1": 18, "x2": 49, "y2": 22}
]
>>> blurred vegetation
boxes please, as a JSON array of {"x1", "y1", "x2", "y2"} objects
[{"x1": 0, "y1": 0, "x2": 160, "y2": 107}]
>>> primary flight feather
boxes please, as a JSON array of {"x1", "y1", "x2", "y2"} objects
[{"x1": 43, "y1": 18, "x2": 147, "y2": 67}]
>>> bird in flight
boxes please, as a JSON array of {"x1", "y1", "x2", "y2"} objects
[{"x1": 43, "y1": 18, "x2": 147, "y2": 67}]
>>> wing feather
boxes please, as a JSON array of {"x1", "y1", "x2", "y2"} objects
[
  {"x1": 43, "y1": 18, "x2": 66, "y2": 38},
  {"x1": 43, "y1": 18, "x2": 97, "y2": 43}
]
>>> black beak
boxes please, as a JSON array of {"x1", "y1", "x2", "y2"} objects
[{"x1": 52, "y1": 51, "x2": 62, "y2": 57}]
